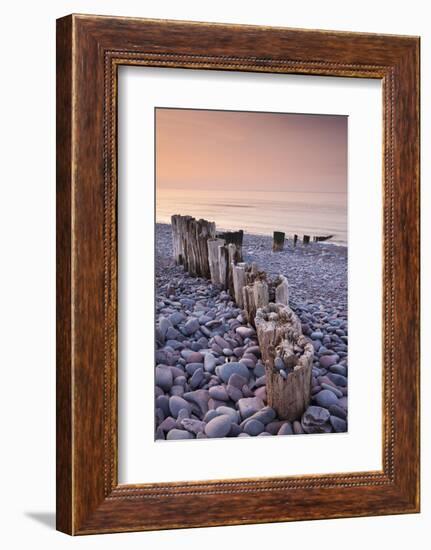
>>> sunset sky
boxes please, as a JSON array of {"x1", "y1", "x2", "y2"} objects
[{"x1": 155, "y1": 108, "x2": 347, "y2": 193}]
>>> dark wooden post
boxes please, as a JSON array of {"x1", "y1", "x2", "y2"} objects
[
  {"x1": 303, "y1": 235, "x2": 310, "y2": 245},
  {"x1": 293, "y1": 234, "x2": 298, "y2": 247},
  {"x1": 272, "y1": 231, "x2": 285, "y2": 252}
]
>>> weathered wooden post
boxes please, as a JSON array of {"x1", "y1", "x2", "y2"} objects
[
  {"x1": 171, "y1": 215, "x2": 216, "y2": 277},
  {"x1": 303, "y1": 235, "x2": 310, "y2": 245},
  {"x1": 232, "y1": 262, "x2": 247, "y2": 308},
  {"x1": 255, "y1": 303, "x2": 314, "y2": 421},
  {"x1": 227, "y1": 244, "x2": 241, "y2": 296},
  {"x1": 217, "y1": 230, "x2": 244, "y2": 250},
  {"x1": 275, "y1": 275, "x2": 289, "y2": 305},
  {"x1": 293, "y1": 234, "x2": 298, "y2": 247},
  {"x1": 272, "y1": 231, "x2": 285, "y2": 252},
  {"x1": 207, "y1": 238, "x2": 225, "y2": 285}
]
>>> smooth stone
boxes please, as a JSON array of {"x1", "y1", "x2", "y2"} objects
[
  {"x1": 253, "y1": 364, "x2": 265, "y2": 378},
  {"x1": 329, "y1": 364, "x2": 347, "y2": 376},
  {"x1": 310, "y1": 331, "x2": 324, "y2": 340},
  {"x1": 165, "y1": 327, "x2": 183, "y2": 341},
  {"x1": 319, "y1": 355, "x2": 338, "y2": 368},
  {"x1": 266, "y1": 420, "x2": 286, "y2": 435},
  {"x1": 314, "y1": 390, "x2": 339, "y2": 408},
  {"x1": 236, "y1": 326, "x2": 255, "y2": 338},
  {"x1": 203, "y1": 409, "x2": 219, "y2": 422},
  {"x1": 208, "y1": 398, "x2": 227, "y2": 410},
  {"x1": 165, "y1": 340, "x2": 183, "y2": 350},
  {"x1": 159, "y1": 317, "x2": 172, "y2": 338},
  {"x1": 228, "y1": 373, "x2": 248, "y2": 389},
  {"x1": 239, "y1": 358, "x2": 255, "y2": 369},
  {"x1": 223, "y1": 348, "x2": 234, "y2": 356},
  {"x1": 338, "y1": 396, "x2": 348, "y2": 410},
  {"x1": 185, "y1": 351, "x2": 203, "y2": 363},
  {"x1": 203, "y1": 353, "x2": 217, "y2": 373},
  {"x1": 155, "y1": 395, "x2": 170, "y2": 417},
  {"x1": 159, "y1": 416, "x2": 176, "y2": 432},
  {"x1": 169, "y1": 396, "x2": 191, "y2": 418},
  {"x1": 211, "y1": 343, "x2": 223, "y2": 355},
  {"x1": 181, "y1": 418, "x2": 206, "y2": 434},
  {"x1": 216, "y1": 406, "x2": 240, "y2": 423},
  {"x1": 155, "y1": 427, "x2": 165, "y2": 440},
  {"x1": 247, "y1": 406, "x2": 276, "y2": 425},
  {"x1": 247, "y1": 345, "x2": 261, "y2": 357},
  {"x1": 278, "y1": 422, "x2": 293, "y2": 435},
  {"x1": 254, "y1": 386, "x2": 267, "y2": 401},
  {"x1": 293, "y1": 421, "x2": 304, "y2": 434},
  {"x1": 205, "y1": 414, "x2": 232, "y2": 438},
  {"x1": 166, "y1": 429, "x2": 194, "y2": 440},
  {"x1": 330, "y1": 415, "x2": 347, "y2": 432},
  {"x1": 185, "y1": 362, "x2": 204, "y2": 375},
  {"x1": 174, "y1": 375, "x2": 187, "y2": 386},
  {"x1": 155, "y1": 407, "x2": 165, "y2": 424},
  {"x1": 169, "y1": 312, "x2": 185, "y2": 326},
  {"x1": 233, "y1": 346, "x2": 245, "y2": 358},
  {"x1": 301, "y1": 406, "x2": 331, "y2": 434},
  {"x1": 170, "y1": 366, "x2": 185, "y2": 378},
  {"x1": 183, "y1": 389, "x2": 210, "y2": 415},
  {"x1": 170, "y1": 385, "x2": 185, "y2": 396},
  {"x1": 238, "y1": 396, "x2": 264, "y2": 420},
  {"x1": 243, "y1": 419, "x2": 265, "y2": 436},
  {"x1": 321, "y1": 383, "x2": 343, "y2": 398},
  {"x1": 184, "y1": 318, "x2": 200, "y2": 335},
  {"x1": 209, "y1": 385, "x2": 229, "y2": 401},
  {"x1": 196, "y1": 432, "x2": 208, "y2": 439},
  {"x1": 242, "y1": 384, "x2": 254, "y2": 398},
  {"x1": 258, "y1": 432, "x2": 272, "y2": 436},
  {"x1": 327, "y1": 372, "x2": 348, "y2": 387},
  {"x1": 214, "y1": 335, "x2": 230, "y2": 349},
  {"x1": 180, "y1": 350, "x2": 197, "y2": 361},
  {"x1": 328, "y1": 403, "x2": 348, "y2": 420},
  {"x1": 228, "y1": 423, "x2": 242, "y2": 437},
  {"x1": 226, "y1": 384, "x2": 243, "y2": 402},
  {"x1": 238, "y1": 433, "x2": 251, "y2": 437},
  {"x1": 190, "y1": 368, "x2": 204, "y2": 389},
  {"x1": 218, "y1": 362, "x2": 250, "y2": 383},
  {"x1": 155, "y1": 386, "x2": 164, "y2": 398},
  {"x1": 155, "y1": 366, "x2": 173, "y2": 392},
  {"x1": 154, "y1": 350, "x2": 167, "y2": 363}
]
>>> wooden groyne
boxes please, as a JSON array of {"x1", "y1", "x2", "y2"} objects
[
  {"x1": 171, "y1": 215, "x2": 216, "y2": 278},
  {"x1": 170, "y1": 214, "x2": 313, "y2": 421}
]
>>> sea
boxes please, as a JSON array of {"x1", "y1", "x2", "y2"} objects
[{"x1": 156, "y1": 188, "x2": 347, "y2": 246}]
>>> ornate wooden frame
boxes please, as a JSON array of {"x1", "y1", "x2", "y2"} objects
[{"x1": 56, "y1": 14, "x2": 420, "y2": 535}]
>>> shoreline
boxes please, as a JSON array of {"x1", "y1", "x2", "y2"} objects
[{"x1": 156, "y1": 221, "x2": 348, "y2": 248}]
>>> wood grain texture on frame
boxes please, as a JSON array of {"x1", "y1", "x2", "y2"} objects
[{"x1": 56, "y1": 14, "x2": 420, "y2": 535}]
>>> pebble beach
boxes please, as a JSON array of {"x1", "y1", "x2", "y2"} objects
[{"x1": 155, "y1": 223, "x2": 348, "y2": 440}]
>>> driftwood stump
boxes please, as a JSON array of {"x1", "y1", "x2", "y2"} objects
[
  {"x1": 255, "y1": 303, "x2": 314, "y2": 421},
  {"x1": 272, "y1": 231, "x2": 285, "y2": 252}
]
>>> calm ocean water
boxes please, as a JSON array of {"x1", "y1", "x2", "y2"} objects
[{"x1": 156, "y1": 188, "x2": 347, "y2": 245}]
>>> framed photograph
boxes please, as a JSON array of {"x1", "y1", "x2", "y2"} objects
[{"x1": 56, "y1": 14, "x2": 420, "y2": 534}]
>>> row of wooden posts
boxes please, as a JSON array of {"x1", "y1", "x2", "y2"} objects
[
  {"x1": 273, "y1": 231, "x2": 333, "y2": 252},
  {"x1": 171, "y1": 215, "x2": 313, "y2": 422}
]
